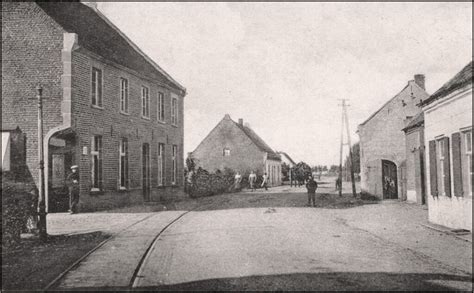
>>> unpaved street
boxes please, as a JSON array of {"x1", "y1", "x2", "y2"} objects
[{"x1": 48, "y1": 183, "x2": 472, "y2": 291}]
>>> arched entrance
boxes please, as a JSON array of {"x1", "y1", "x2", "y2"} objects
[{"x1": 382, "y1": 160, "x2": 398, "y2": 199}]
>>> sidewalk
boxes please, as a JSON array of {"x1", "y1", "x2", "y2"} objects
[{"x1": 334, "y1": 201, "x2": 472, "y2": 275}]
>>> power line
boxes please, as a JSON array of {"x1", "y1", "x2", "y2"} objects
[{"x1": 338, "y1": 99, "x2": 357, "y2": 197}]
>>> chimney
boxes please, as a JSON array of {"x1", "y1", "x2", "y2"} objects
[
  {"x1": 238, "y1": 118, "x2": 243, "y2": 125},
  {"x1": 414, "y1": 74, "x2": 425, "y2": 90}
]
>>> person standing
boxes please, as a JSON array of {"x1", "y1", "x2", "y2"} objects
[
  {"x1": 67, "y1": 165, "x2": 80, "y2": 214},
  {"x1": 248, "y1": 171, "x2": 257, "y2": 191},
  {"x1": 234, "y1": 171, "x2": 242, "y2": 192},
  {"x1": 306, "y1": 175, "x2": 318, "y2": 207},
  {"x1": 261, "y1": 172, "x2": 269, "y2": 191}
]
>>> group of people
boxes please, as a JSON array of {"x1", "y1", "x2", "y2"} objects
[{"x1": 233, "y1": 171, "x2": 270, "y2": 192}]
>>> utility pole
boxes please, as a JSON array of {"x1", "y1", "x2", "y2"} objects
[
  {"x1": 338, "y1": 99, "x2": 357, "y2": 197},
  {"x1": 36, "y1": 85, "x2": 47, "y2": 241},
  {"x1": 338, "y1": 100, "x2": 344, "y2": 197}
]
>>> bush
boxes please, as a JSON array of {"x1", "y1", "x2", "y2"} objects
[
  {"x1": 186, "y1": 167, "x2": 235, "y2": 198},
  {"x1": 1, "y1": 172, "x2": 37, "y2": 249}
]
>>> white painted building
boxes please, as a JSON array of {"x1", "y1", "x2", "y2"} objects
[{"x1": 422, "y1": 61, "x2": 472, "y2": 231}]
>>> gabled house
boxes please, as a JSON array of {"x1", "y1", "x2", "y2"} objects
[
  {"x1": 422, "y1": 61, "x2": 472, "y2": 230},
  {"x1": 277, "y1": 151, "x2": 296, "y2": 168},
  {"x1": 357, "y1": 75, "x2": 430, "y2": 200},
  {"x1": 191, "y1": 115, "x2": 282, "y2": 186},
  {"x1": 2, "y1": 2, "x2": 186, "y2": 212}
]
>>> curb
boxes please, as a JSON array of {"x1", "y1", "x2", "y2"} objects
[{"x1": 420, "y1": 223, "x2": 472, "y2": 243}]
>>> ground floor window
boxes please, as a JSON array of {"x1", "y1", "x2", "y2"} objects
[
  {"x1": 158, "y1": 143, "x2": 164, "y2": 186},
  {"x1": 91, "y1": 135, "x2": 103, "y2": 191},
  {"x1": 119, "y1": 138, "x2": 128, "y2": 189},
  {"x1": 172, "y1": 145, "x2": 178, "y2": 185}
]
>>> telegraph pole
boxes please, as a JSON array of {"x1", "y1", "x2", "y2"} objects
[
  {"x1": 37, "y1": 85, "x2": 47, "y2": 241},
  {"x1": 338, "y1": 99, "x2": 357, "y2": 197}
]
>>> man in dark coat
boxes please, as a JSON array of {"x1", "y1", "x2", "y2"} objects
[
  {"x1": 67, "y1": 165, "x2": 80, "y2": 214},
  {"x1": 306, "y1": 175, "x2": 318, "y2": 207}
]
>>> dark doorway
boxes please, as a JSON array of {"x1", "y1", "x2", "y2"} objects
[
  {"x1": 142, "y1": 143, "x2": 151, "y2": 201},
  {"x1": 382, "y1": 160, "x2": 398, "y2": 199}
]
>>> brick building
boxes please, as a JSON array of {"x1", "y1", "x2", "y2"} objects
[
  {"x1": 191, "y1": 115, "x2": 282, "y2": 186},
  {"x1": 402, "y1": 112, "x2": 426, "y2": 204},
  {"x1": 357, "y1": 75, "x2": 429, "y2": 199},
  {"x1": 422, "y1": 61, "x2": 472, "y2": 230},
  {"x1": 2, "y1": 2, "x2": 186, "y2": 212}
]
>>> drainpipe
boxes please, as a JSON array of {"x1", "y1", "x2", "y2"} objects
[{"x1": 44, "y1": 33, "x2": 78, "y2": 212}]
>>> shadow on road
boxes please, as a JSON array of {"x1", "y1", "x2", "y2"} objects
[{"x1": 60, "y1": 272, "x2": 472, "y2": 291}]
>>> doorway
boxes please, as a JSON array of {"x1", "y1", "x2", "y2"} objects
[
  {"x1": 382, "y1": 160, "x2": 398, "y2": 199},
  {"x1": 142, "y1": 143, "x2": 150, "y2": 201}
]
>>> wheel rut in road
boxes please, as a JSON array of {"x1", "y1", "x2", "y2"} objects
[{"x1": 50, "y1": 211, "x2": 189, "y2": 290}]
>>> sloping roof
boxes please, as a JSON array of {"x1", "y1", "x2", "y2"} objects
[
  {"x1": 234, "y1": 121, "x2": 281, "y2": 161},
  {"x1": 402, "y1": 112, "x2": 424, "y2": 132},
  {"x1": 37, "y1": 2, "x2": 185, "y2": 93},
  {"x1": 421, "y1": 61, "x2": 472, "y2": 106},
  {"x1": 277, "y1": 151, "x2": 296, "y2": 165},
  {"x1": 359, "y1": 83, "x2": 411, "y2": 127}
]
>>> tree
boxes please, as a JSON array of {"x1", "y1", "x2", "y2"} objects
[
  {"x1": 281, "y1": 162, "x2": 290, "y2": 181},
  {"x1": 293, "y1": 161, "x2": 312, "y2": 183},
  {"x1": 343, "y1": 142, "x2": 360, "y2": 180}
]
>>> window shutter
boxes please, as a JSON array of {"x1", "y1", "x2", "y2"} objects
[
  {"x1": 443, "y1": 137, "x2": 451, "y2": 197},
  {"x1": 452, "y1": 132, "x2": 463, "y2": 197},
  {"x1": 429, "y1": 140, "x2": 438, "y2": 197}
]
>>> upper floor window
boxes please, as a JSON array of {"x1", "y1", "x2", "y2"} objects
[
  {"x1": 142, "y1": 86, "x2": 150, "y2": 118},
  {"x1": 91, "y1": 67, "x2": 103, "y2": 107},
  {"x1": 158, "y1": 92, "x2": 165, "y2": 122},
  {"x1": 223, "y1": 148, "x2": 230, "y2": 156},
  {"x1": 120, "y1": 77, "x2": 129, "y2": 113},
  {"x1": 171, "y1": 94, "x2": 178, "y2": 125}
]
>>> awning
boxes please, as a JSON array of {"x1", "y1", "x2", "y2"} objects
[{"x1": 1, "y1": 132, "x2": 11, "y2": 171}]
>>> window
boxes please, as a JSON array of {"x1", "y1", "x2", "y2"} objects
[
  {"x1": 464, "y1": 130, "x2": 472, "y2": 196},
  {"x1": 223, "y1": 148, "x2": 230, "y2": 156},
  {"x1": 91, "y1": 67, "x2": 103, "y2": 107},
  {"x1": 172, "y1": 145, "x2": 177, "y2": 185},
  {"x1": 171, "y1": 94, "x2": 178, "y2": 125},
  {"x1": 157, "y1": 92, "x2": 165, "y2": 122},
  {"x1": 91, "y1": 136, "x2": 103, "y2": 191},
  {"x1": 141, "y1": 86, "x2": 150, "y2": 118},
  {"x1": 120, "y1": 78, "x2": 129, "y2": 113},
  {"x1": 119, "y1": 138, "x2": 128, "y2": 189},
  {"x1": 438, "y1": 139, "x2": 446, "y2": 195},
  {"x1": 158, "y1": 143, "x2": 164, "y2": 186}
]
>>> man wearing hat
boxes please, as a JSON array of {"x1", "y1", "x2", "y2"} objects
[{"x1": 67, "y1": 165, "x2": 80, "y2": 214}]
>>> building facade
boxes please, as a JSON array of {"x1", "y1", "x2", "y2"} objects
[
  {"x1": 2, "y1": 2, "x2": 186, "y2": 212},
  {"x1": 357, "y1": 75, "x2": 429, "y2": 199},
  {"x1": 422, "y1": 61, "x2": 472, "y2": 230},
  {"x1": 402, "y1": 112, "x2": 426, "y2": 204},
  {"x1": 191, "y1": 115, "x2": 282, "y2": 186}
]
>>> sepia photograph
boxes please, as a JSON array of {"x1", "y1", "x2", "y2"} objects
[{"x1": 1, "y1": 1, "x2": 472, "y2": 291}]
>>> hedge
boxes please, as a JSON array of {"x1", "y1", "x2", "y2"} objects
[{"x1": 1, "y1": 172, "x2": 37, "y2": 249}]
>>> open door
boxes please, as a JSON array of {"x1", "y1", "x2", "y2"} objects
[{"x1": 382, "y1": 160, "x2": 398, "y2": 199}]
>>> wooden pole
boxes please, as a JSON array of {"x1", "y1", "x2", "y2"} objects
[
  {"x1": 343, "y1": 103, "x2": 357, "y2": 197},
  {"x1": 338, "y1": 100, "x2": 344, "y2": 196},
  {"x1": 36, "y1": 85, "x2": 47, "y2": 241}
]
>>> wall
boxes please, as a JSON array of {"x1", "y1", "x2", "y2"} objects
[
  {"x1": 265, "y1": 158, "x2": 282, "y2": 186},
  {"x1": 424, "y1": 87, "x2": 472, "y2": 230},
  {"x1": 358, "y1": 80, "x2": 428, "y2": 198},
  {"x1": 192, "y1": 116, "x2": 266, "y2": 175},
  {"x1": 405, "y1": 127, "x2": 425, "y2": 203},
  {"x1": 1, "y1": 2, "x2": 65, "y2": 188},
  {"x1": 71, "y1": 49, "x2": 185, "y2": 210}
]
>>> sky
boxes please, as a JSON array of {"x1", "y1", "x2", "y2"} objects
[{"x1": 97, "y1": 2, "x2": 472, "y2": 166}]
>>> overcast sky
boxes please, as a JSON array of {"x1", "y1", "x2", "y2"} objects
[{"x1": 98, "y1": 2, "x2": 472, "y2": 166}]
